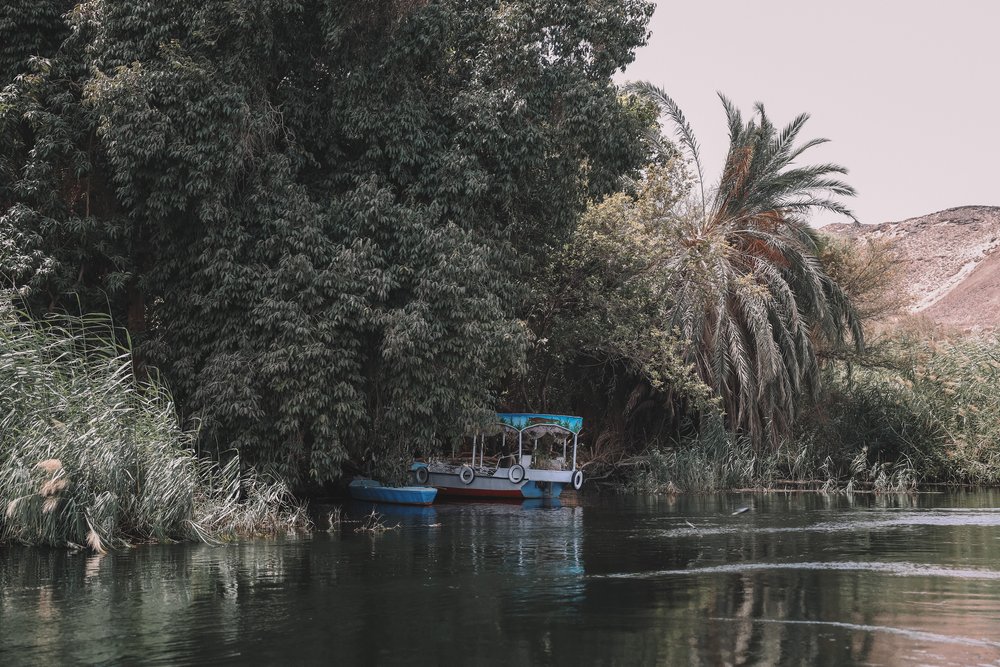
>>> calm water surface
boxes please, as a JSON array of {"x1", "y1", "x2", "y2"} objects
[{"x1": 3, "y1": 492, "x2": 1000, "y2": 665}]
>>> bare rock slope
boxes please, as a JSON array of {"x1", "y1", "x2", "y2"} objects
[{"x1": 824, "y1": 206, "x2": 1000, "y2": 330}]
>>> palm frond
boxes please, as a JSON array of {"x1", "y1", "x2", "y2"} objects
[
  {"x1": 626, "y1": 81, "x2": 707, "y2": 217},
  {"x1": 645, "y1": 90, "x2": 862, "y2": 448}
]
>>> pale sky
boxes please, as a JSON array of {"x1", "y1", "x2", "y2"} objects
[{"x1": 616, "y1": 0, "x2": 1000, "y2": 226}]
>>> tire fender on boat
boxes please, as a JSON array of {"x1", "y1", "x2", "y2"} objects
[
  {"x1": 459, "y1": 465, "x2": 475, "y2": 485},
  {"x1": 414, "y1": 465, "x2": 429, "y2": 485},
  {"x1": 572, "y1": 469, "x2": 584, "y2": 490},
  {"x1": 507, "y1": 464, "x2": 525, "y2": 484}
]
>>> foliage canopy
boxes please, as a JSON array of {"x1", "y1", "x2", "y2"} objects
[{"x1": 0, "y1": 0, "x2": 654, "y2": 484}]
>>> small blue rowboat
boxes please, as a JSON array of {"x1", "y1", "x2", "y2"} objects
[{"x1": 349, "y1": 479, "x2": 437, "y2": 506}]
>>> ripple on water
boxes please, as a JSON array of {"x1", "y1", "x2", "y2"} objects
[
  {"x1": 652, "y1": 510, "x2": 1000, "y2": 538},
  {"x1": 591, "y1": 560, "x2": 1000, "y2": 580},
  {"x1": 710, "y1": 617, "x2": 1000, "y2": 650}
]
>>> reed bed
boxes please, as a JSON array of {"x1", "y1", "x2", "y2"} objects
[
  {"x1": 810, "y1": 335, "x2": 1000, "y2": 487},
  {"x1": 623, "y1": 334, "x2": 1000, "y2": 494},
  {"x1": 626, "y1": 419, "x2": 779, "y2": 494},
  {"x1": 0, "y1": 295, "x2": 309, "y2": 552},
  {"x1": 623, "y1": 433, "x2": 919, "y2": 495}
]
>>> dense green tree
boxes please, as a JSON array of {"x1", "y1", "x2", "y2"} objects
[
  {"x1": 0, "y1": 0, "x2": 71, "y2": 84},
  {"x1": 0, "y1": 0, "x2": 654, "y2": 484},
  {"x1": 520, "y1": 159, "x2": 716, "y2": 457}
]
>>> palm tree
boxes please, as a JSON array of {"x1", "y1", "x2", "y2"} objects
[{"x1": 627, "y1": 82, "x2": 863, "y2": 447}]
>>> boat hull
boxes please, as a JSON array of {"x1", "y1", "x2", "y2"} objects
[
  {"x1": 349, "y1": 479, "x2": 437, "y2": 506},
  {"x1": 413, "y1": 465, "x2": 570, "y2": 500}
]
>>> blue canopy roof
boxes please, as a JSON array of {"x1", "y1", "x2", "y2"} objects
[{"x1": 495, "y1": 413, "x2": 583, "y2": 436}]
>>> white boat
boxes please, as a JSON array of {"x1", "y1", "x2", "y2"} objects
[{"x1": 411, "y1": 413, "x2": 585, "y2": 499}]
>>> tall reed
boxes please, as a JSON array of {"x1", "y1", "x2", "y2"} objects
[
  {"x1": 0, "y1": 295, "x2": 309, "y2": 551},
  {"x1": 627, "y1": 418, "x2": 777, "y2": 493},
  {"x1": 623, "y1": 412, "x2": 919, "y2": 494},
  {"x1": 807, "y1": 334, "x2": 1000, "y2": 486}
]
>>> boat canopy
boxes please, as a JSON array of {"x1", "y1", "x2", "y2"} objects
[{"x1": 495, "y1": 413, "x2": 583, "y2": 438}]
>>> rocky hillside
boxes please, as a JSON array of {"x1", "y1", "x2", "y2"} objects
[{"x1": 823, "y1": 206, "x2": 1000, "y2": 331}]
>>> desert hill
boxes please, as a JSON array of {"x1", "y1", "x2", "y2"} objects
[{"x1": 823, "y1": 206, "x2": 1000, "y2": 331}]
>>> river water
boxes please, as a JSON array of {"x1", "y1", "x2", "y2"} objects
[{"x1": 3, "y1": 492, "x2": 1000, "y2": 666}]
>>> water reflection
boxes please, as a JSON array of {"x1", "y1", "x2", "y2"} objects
[
  {"x1": 1, "y1": 493, "x2": 1000, "y2": 665},
  {"x1": 346, "y1": 500, "x2": 439, "y2": 525}
]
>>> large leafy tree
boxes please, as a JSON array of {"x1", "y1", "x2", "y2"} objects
[
  {"x1": 521, "y1": 159, "x2": 716, "y2": 457},
  {"x1": 0, "y1": 0, "x2": 654, "y2": 484},
  {"x1": 626, "y1": 83, "x2": 863, "y2": 447}
]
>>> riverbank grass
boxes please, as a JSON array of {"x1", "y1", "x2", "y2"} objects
[
  {"x1": 0, "y1": 297, "x2": 309, "y2": 551},
  {"x1": 622, "y1": 334, "x2": 1000, "y2": 494}
]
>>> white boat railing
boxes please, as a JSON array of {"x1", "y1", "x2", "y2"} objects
[{"x1": 425, "y1": 414, "x2": 582, "y2": 475}]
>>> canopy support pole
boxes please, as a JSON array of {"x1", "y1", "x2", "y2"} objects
[{"x1": 572, "y1": 433, "x2": 578, "y2": 471}]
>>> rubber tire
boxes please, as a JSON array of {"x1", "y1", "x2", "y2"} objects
[
  {"x1": 572, "y1": 469, "x2": 584, "y2": 491},
  {"x1": 414, "y1": 466, "x2": 429, "y2": 485},
  {"x1": 459, "y1": 465, "x2": 475, "y2": 485},
  {"x1": 508, "y1": 464, "x2": 525, "y2": 484}
]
